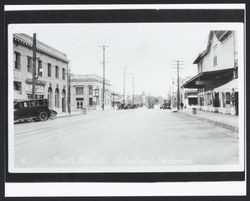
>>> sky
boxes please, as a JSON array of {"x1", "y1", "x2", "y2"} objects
[{"x1": 10, "y1": 23, "x2": 234, "y2": 98}]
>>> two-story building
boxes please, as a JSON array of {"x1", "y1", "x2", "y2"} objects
[
  {"x1": 13, "y1": 33, "x2": 69, "y2": 113},
  {"x1": 70, "y1": 74, "x2": 112, "y2": 111},
  {"x1": 182, "y1": 31, "x2": 238, "y2": 115}
]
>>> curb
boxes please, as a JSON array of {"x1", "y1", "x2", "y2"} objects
[
  {"x1": 181, "y1": 111, "x2": 239, "y2": 132},
  {"x1": 57, "y1": 112, "x2": 85, "y2": 119}
]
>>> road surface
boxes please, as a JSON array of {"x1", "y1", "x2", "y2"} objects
[{"x1": 12, "y1": 107, "x2": 239, "y2": 172}]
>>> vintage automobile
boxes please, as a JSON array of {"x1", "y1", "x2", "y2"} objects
[
  {"x1": 160, "y1": 103, "x2": 171, "y2": 110},
  {"x1": 14, "y1": 99, "x2": 57, "y2": 122},
  {"x1": 147, "y1": 102, "x2": 154, "y2": 109}
]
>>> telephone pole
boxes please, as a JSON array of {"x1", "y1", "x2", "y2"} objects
[
  {"x1": 100, "y1": 45, "x2": 108, "y2": 111},
  {"x1": 123, "y1": 67, "x2": 126, "y2": 104},
  {"x1": 171, "y1": 60, "x2": 184, "y2": 111},
  {"x1": 132, "y1": 77, "x2": 135, "y2": 104},
  {"x1": 32, "y1": 33, "x2": 37, "y2": 99}
]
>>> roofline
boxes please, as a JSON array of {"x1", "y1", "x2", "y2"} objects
[
  {"x1": 193, "y1": 30, "x2": 232, "y2": 64},
  {"x1": 13, "y1": 34, "x2": 70, "y2": 64}
]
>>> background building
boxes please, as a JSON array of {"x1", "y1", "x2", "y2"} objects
[
  {"x1": 180, "y1": 77, "x2": 198, "y2": 108},
  {"x1": 70, "y1": 74, "x2": 112, "y2": 111},
  {"x1": 182, "y1": 30, "x2": 238, "y2": 115},
  {"x1": 13, "y1": 33, "x2": 69, "y2": 113}
]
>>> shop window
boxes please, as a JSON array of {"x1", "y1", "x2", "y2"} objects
[
  {"x1": 75, "y1": 87, "x2": 84, "y2": 95},
  {"x1": 225, "y1": 92, "x2": 230, "y2": 104},
  {"x1": 14, "y1": 52, "x2": 21, "y2": 70},
  {"x1": 27, "y1": 56, "x2": 32, "y2": 72},
  {"x1": 221, "y1": 93, "x2": 225, "y2": 107}
]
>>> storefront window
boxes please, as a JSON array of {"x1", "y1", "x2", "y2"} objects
[
  {"x1": 221, "y1": 92, "x2": 225, "y2": 107},
  {"x1": 225, "y1": 92, "x2": 230, "y2": 104}
]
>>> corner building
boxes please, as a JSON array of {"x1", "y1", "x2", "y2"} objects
[
  {"x1": 13, "y1": 33, "x2": 69, "y2": 113},
  {"x1": 70, "y1": 74, "x2": 112, "y2": 111}
]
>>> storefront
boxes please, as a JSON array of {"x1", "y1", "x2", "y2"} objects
[
  {"x1": 182, "y1": 68, "x2": 237, "y2": 115},
  {"x1": 214, "y1": 78, "x2": 238, "y2": 115}
]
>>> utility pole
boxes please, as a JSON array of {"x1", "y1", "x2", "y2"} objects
[
  {"x1": 32, "y1": 33, "x2": 37, "y2": 99},
  {"x1": 171, "y1": 60, "x2": 184, "y2": 111},
  {"x1": 123, "y1": 67, "x2": 126, "y2": 104},
  {"x1": 67, "y1": 67, "x2": 71, "y2": 115},
  {"x1": 100, "y1": 45, "x2": 108, "y2": 111},
  {"x1": 132, "y1": 77, "x2": 135, "y2": 104}
]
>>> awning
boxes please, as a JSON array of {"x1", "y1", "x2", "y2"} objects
[
  {"x1": 214, "y1": 78, "x2": 238, "y2": 92},
  {"x1": 181, "y1": 68, "x2": 234, "y2": 89}
]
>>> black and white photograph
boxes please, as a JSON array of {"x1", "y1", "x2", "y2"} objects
[
  {"x1": 9, "y1": 23, "x2": 244, "y2": 173},
  {"x1": 2, "y1": 3, "x2": 247, "y2": 198}
]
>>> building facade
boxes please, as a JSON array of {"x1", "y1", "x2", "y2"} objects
[
  {"x1": 182, "y1": 31, "x2": 238, "y2": 115},
  {"x1": 70, "y1": 74, "x2": 112, "y2": 111},
  {"x1": 13, "y1": 33, "x2": 69, "y2": 113},
  {"x1": 180, "y1": 77, "x2": 198, "y2": 108}
]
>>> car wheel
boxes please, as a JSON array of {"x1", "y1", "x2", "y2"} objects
[
  {"x1": 50, "y1": 111, "x2": 57, "y2": 120},
  {"x1": 39, "y1": 111, "x2": 49, "y2": 121}
]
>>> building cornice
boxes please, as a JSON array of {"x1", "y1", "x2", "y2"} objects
[{"x1": 14, "y1": 34, "x2": 69, "y2": 64}]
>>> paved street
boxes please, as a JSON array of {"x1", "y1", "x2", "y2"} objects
[{"x1": 13, "y1": 108, "x2": 239, "y2": 171}]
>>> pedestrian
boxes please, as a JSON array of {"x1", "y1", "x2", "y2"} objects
[{"x1": 180, "y1": 102, "x2": 184, "y2": 110}]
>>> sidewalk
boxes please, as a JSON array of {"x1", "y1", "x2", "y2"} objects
[
  {"x1": 56, "y1": 108, "x2": 115, "y2": 119},
  {"x1": 179, "y1": 108, "x2": 239, "y2": 132}
]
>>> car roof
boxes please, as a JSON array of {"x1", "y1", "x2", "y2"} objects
[{"x1": 14, "y1": 99, "x2": 47, "y2": 103}]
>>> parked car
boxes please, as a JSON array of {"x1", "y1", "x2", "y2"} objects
[
  {"x1": 147, "y1": 103, "x2": 154, "y2": 109},
  {"x1": 124, "y1": 104, "x2": 132, "y2": 110},
  {"x1": 160, "y1": 103, "x2": 171, "y2": 110},
  {"x1": 14, "y1": 99, "x2": 57, "y2": 122}
]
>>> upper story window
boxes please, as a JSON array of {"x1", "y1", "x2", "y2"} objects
[
  {"x1": 213, "y1": 44, "x2": 218, "y2": 66},
  {"x1": 198, "y1": 61, "x2": 203, "y2": 73},
  {"x1": 47, "y1": 63, "x2": 51, "y2": 77},
  {"x1": 14, "y1": 81, "x2": 22, "y2": 94},
  {"x1": 38, "y1": 60, "x2": 42, "y2": 77},
  {"x1": 55, "y1": 66, "x2": 59, "y2": 78},
  {"x1": 62, "y1": 68, "x2": 65, "y2": 80},
  {"x1": 75, "y1": 87, "x2": 84, "y2": 95},
  {"x1": 88, "y1": 85, "x2": 93, "y2": 95},
  {"x1": 27, "y1": 56, "x2": 32, "y2": 73},
  {"x1": 14, "y1": 51, "x2": 21, "y2": 70}
]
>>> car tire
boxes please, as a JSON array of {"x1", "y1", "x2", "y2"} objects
[
  {"x1": 50, "y1": 111, "x2": 57, "y2": 120},
  {"x1": 39, "y1": 111, "x2": 49, "y2": 121}
]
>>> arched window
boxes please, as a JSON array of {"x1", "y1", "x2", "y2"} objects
[
  {"x1": 62, "y1": 89, "x2": 66, "y2": 112},
  {"x1": 55, "y1": 88, "x2": 60, "y2": 108},
  {"x1": 47, "y1": 87, "x2": 53, "y2": 108}
]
